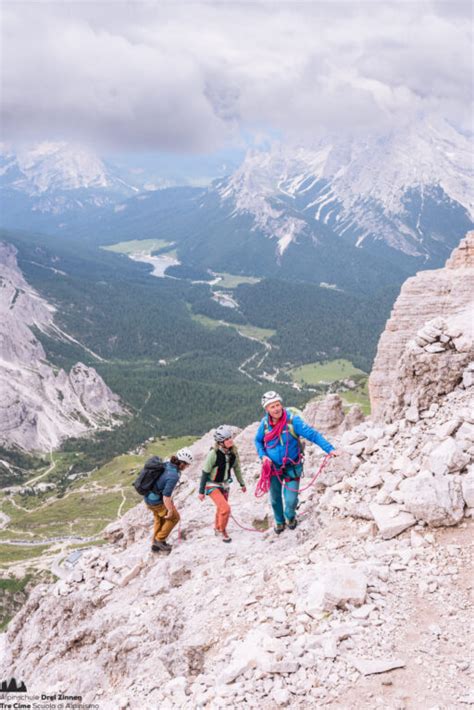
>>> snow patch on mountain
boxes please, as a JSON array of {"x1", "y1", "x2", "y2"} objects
[
  {"x1": 217, "y1": 118, "x2": 474, "y2": 258},
  {"x1": 0, "y1": 142, "x2": 138, "y2": 214}
]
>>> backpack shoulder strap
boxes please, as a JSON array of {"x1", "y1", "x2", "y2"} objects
[{"x1": 286, "y1": 408, "x2": 298, "y2": 440}]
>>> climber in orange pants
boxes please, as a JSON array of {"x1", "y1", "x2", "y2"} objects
[
  {"x1": 209, "y1": 488, "x2": 231, "y2": 536},
  {"x1": 198, "y1": 425, "x2": 246, "y2": 542}
]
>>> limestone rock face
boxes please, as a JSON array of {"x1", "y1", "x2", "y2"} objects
[
  {"x1": 445, "y1": 232, "x2": 474, "y2": 268},
  {"x1": 0, "y1": 242, "x2": 126, "y2": 451},
  {"x1": 340, "y1": 404, "x2": 365, "y2": 432},
  {"x1": 303, "y1": 393, "x2": 344, "y2": 434},
  {"x1": 369, "y1": 231, "x2": 474, "y2": 422}
]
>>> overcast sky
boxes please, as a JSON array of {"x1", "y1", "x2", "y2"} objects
[{"x1": 1, "y1": 1, "x2": 472, "y2": 155}]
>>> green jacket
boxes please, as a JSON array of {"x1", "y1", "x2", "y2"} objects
[{"x1": 199, "y1": 445, "x2": 245, "y2": 495}]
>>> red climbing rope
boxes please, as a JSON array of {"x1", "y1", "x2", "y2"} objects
[
  {"x1": 230, "y1": 513, "x2": 266, "y2": 534},
  {"x1": 254, "y1": 458, "x2": 274, "y2": 497},
  {"x1": 275, "y1": 452, "x2": 334, "y2": 493}
]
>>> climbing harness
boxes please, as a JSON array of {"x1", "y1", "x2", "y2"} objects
[
  {"x1": 275, "y1": 452, "x2": 334, "y2": 493},
  {"x1": 255, "y1": 451, "x2": 334, "y2": 496}
]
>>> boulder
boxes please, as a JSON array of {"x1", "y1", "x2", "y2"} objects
[
  {"x1": 425, "y1": 343, "x2": 446, "y2": 353},
  {"x1": 220, "y1": 629, "x2": 271, "y2": 684},
  {"x1": 428, "y1": 438, "x2": 470, "y2": 475},
  {"x1": 369, "y1": 503, "x2": 416, "y2": 539},
  {"x1": 456, "y1": 421, "x2": 474, "y2": 443},
  {"x1": 302, "y1": 394, "x2": 345, "y2": 435},
  {"x1": 300, "y1": 563, "x2": 367, "y2": 614},
  {"x1": 398, "y1": 472, "x2": 464, "y2": 526},
  {"x1": 405, "y1": 405, "x2": 419, "y2": 423},
  {"x1": 435, "y1": 419, "x2": 462, "y2": 438}
]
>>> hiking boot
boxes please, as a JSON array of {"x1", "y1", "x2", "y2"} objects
[
  {"x1": 274, "y1": 522, "x2": 286, "y2": 535},
  {"x1": 215, "y1": 530, "x2": 232, "y2": 542},
  {"x1": 152, "y1": 541, "x2": 172, "y2": 554},
  {"x1": 287, "y1": 518, "x2": 297, "y2": 530}
]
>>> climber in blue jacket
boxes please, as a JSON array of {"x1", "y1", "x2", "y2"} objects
[{"x1": 255, "y1": 391, "x2": 339, "y2": 534}]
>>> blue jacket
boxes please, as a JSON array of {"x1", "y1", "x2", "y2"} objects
[
  {"x1": 255, "y1": 409, "x2": 334, "y2": 468},
  {"x1": 144, "y1": 461, "x2": 180, "y2": 505}
]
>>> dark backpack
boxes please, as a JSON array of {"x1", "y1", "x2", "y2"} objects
[{"x1": 133, "y1": 456, "x2": 165, "y2": 496}]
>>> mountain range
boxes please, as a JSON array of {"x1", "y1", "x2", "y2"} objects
[
  {"x1": 0, "y1": 119, "x2": 472, "y2": 460},
  {"x1": 0, "y1": 141, "x2": 138, "y2": 229},
  {"x1": 1, "y1": 119, "x2": 472, "y2": 291},
  {"x1": 217, "y1": 118, "x2": 473, "y2": 263}
]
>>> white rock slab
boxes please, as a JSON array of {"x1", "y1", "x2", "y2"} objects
[
  {"x1": 428, "y1": 438, "x2": 470, "y2": 475},
  {"x1": 261, "y1": 660, "x2": 299, "y2": 674},
  {"x1": 399, "y1": 472, "x2": 465, "y2": 526},
  {"x1": 457, "y1": 421, "x2": 474, "y2": 443},
  {"x1": 369, "y1": 503, "x2": 416, "y2": 539},
  {"x1": 349, "y1": 657, "x2": 405, "y2": 675},
  {"x1": 463, "y1": 370, "x2": 474, "y2": 387},
  {"x1": 302, "y1": 563, "x2": 367, "y2": 615},
  {"x1": 435, "y1": 419, "x2": 462, "y2": 439}
]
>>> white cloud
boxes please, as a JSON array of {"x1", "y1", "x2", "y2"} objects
[{"x1": 1, "y1": 1, "x2": 472, "y2": 151}]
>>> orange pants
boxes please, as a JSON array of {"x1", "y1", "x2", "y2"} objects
[
  {"x1": 209, "y1": 489, "x2": 230, "y2": 533},
  {"x1": 146, "y1": 502, "x2": 180, "y2": 542}
]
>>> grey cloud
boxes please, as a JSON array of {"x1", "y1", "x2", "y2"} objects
[{"x1": 1, "y1": 1, "x2": 472, "y2": 151}]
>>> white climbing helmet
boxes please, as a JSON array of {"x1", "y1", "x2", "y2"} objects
[
  {"x1": 261, "y1": 391, "x2": 283, "y2": 409},
  {"x1": 176, "y1": 447, "x2": 194, "y2": 465},
  {"x1": 214, "y1": 425, "x2": 234, "y2": 443}
]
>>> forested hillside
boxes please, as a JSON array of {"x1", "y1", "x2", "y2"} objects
[
  {"x1": 235, "y1": 279, "x2": 399, "y2": 372},
  {"x1": 1, "y1": 226, "x2": 395, "y2": 470}
]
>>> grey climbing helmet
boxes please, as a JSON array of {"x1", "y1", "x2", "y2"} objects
[{"x1": 214, "y1": 425, "x2": 234, "y2": 443}]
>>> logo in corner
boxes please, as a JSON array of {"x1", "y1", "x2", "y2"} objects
[{"x1": 1, "y1": 677, "x2": 27, "y2": 693}]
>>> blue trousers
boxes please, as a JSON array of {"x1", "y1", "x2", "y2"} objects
[{"x1": 269, "y1": 464, "x2": 302, "y2": 525}]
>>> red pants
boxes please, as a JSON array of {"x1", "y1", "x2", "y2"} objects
[{"x1": 209, "y1": 489, "x2": 230, "y2": 533}]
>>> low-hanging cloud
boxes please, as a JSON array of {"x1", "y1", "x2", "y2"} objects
[{"x1": 1, "y1": 1, "x2": 472, "y2": 153}]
